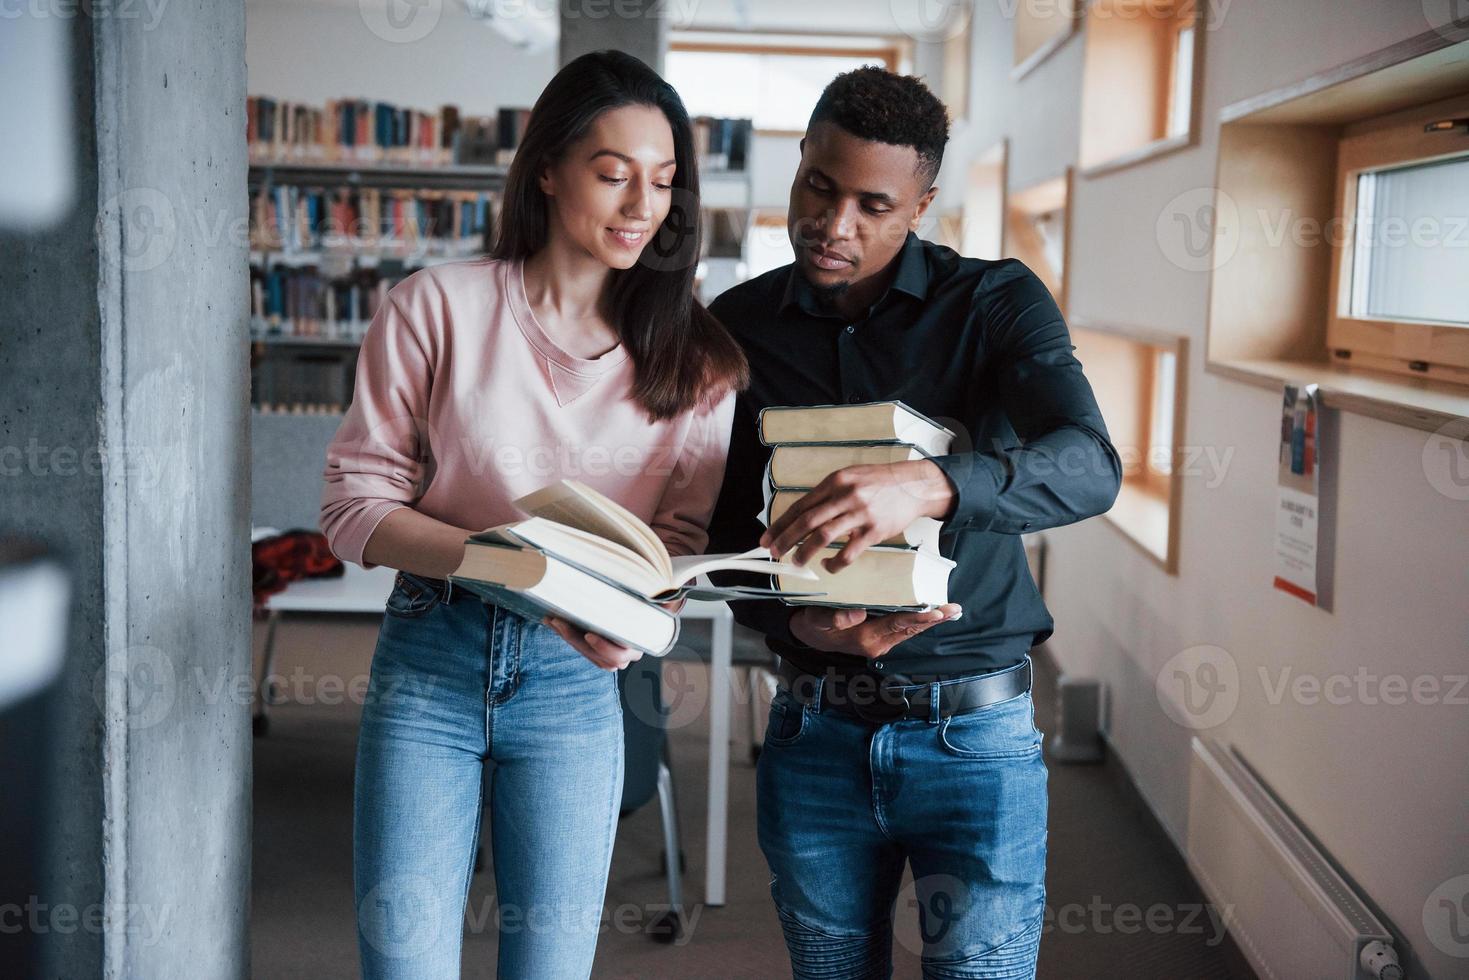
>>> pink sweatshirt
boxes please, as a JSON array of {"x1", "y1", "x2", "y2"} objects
[{"x1": 319, "y1": 256, "x2": 736, "y2": 569}]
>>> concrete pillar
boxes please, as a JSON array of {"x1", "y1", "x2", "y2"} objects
[
  {"x1": 559, "y1": 0, "x2": 668, "y2": 72},
  {"x1": 0, "y1": 6, "x2": 251, "y2": 979}
]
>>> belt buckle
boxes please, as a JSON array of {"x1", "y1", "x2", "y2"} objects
[{"x1": 851, "y1": 676, "x2": 913, "y2": 723}]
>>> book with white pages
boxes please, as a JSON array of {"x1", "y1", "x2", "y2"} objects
[
  {"x1": 766, "y1": 488, "x2": 943, "y2": 551},
  {"x1": 774, "y1": 544, "x2": 957, "y2": 612},
  {"x1": 767, "y1": 443, "x2": 937, "y2": 490},
  {"x1": 758, "y1": 400, "x2": 956, "y2": 456},
  {"x1": 458, "y1": 479, "x2": 823, "y2": 603}
]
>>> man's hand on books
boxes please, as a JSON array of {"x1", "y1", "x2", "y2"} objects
[
  {"x1": 542, "y1": 616, "x2": 644, "y2": 671},
  {"x1": 760, "y1": 460, "x2": 956, "y2": 571},
  {"x1": 789, "y1": 604, "x2": 964, "y2": 659}
]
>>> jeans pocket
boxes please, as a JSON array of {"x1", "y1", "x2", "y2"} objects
[
  {"x1": 764, "y1": 689, "x2": 809, "y2": 746},
  {"x1": 937, "y1": 692, "x2": 1043, "y2": 760},
  {"x1": 384, "y1": 571, "x2": 445, "y2": 619}
]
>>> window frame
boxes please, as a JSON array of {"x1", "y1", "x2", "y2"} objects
[
  {"x1": 1078, "y1": 0, "x2": 1203, "y2": 177},
  {"x1": 1326, "y1": 91, "x2": 1469, "y2": 387},
  {"x1": 666, "y1": 38, "x2": 903, "y2": 136}
]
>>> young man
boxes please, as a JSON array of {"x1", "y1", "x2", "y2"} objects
[{"x1": 705, "y1": 68, "x2": 1122, "y2": 978}]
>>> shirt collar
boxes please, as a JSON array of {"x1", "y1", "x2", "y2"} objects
[{"x1": 780, "y1": 231, "x2": 930, "y2": 318}]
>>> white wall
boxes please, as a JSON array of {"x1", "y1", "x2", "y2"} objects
[
  {"x1": 937, "y1": 2, "x2": 1469, "y2": 977},
  {"x1": 245, "y1": 0, "x2": 557, "y2": 114}
]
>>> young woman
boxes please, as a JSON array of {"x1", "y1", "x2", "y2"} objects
[{"x1": 319, "y1": 50, "x2": 747, "y2": 979}]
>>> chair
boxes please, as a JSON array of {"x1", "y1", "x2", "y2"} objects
[{"x1": 617, "y1": 657, "x2": 687, "y2": 942}]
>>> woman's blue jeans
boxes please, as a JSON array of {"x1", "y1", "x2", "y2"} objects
[{"x1": 353, "y1": 571, "x2": 624, "y2": 979}]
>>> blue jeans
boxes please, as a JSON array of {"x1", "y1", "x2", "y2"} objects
[
  {"x1": 757, "y1": 658, "x2": 1047, "y2": 979},
  {"x1": 353, "y1": 572, "x2": 624, "y2": 979}
]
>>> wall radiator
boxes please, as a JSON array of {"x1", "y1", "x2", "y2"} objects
[{"x1": 1187, "y1": 738, "x2": 1397, "y2": 979}]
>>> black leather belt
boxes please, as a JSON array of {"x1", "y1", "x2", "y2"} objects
[{"x1": 777, "y1": 657, "x2": 1032, "y2": 724}]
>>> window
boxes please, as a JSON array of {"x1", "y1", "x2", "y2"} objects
[
  {"x1": 1204, "y1": 34, "x2": 1469, "y2": 431},
  {"x1": 1013, "y1": 0, "x2": 1079, "y2": 78},
  {"x1": 1079, "y1": 0, "x2": 1200, "y2": 173},
  {"x1": 1005, "y1": 171, "x2": 1072, "y2": 313},
  {"x1": 666, "y1": 42, "x2": 899, "y2": 132},
  {"x1": 961, "y1": 140, "x2": 1007, "y2": 260},
  {"x1": 1348, "y1": 156, "x2": 1469, "y2": 326},
  {"x1": 745, "y1": 210, "x2": 793, "y2": 280},
  {"x1": 1167, "y1": 23, "x2": 1195, "y2": 138},
  {"x1": 1071, "y1": 323, "x2": 1187, "y2": 572},
  {"x1": 1328, "y1": 94, "x2": 1469, "y2": 386}
]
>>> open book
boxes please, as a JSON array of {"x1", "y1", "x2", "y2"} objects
[{"x1": 461, "y1": 479, "x2": 822, "y2": 602}]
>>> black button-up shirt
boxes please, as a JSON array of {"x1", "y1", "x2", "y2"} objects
[{"x1": 705, "y1": 232, "x2": 1122, "y2": 678}]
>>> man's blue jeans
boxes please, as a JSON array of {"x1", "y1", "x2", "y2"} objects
[
  {"x1": 352, "y1": 572, "x2": 624, "y2": 979},
  {"x1": 757, "y1": 658, "x2": 1048, "y2": 979}
]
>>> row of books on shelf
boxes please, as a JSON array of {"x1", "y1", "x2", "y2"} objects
[
  {"x1": 249, "y1": 263, "x2": 403, "y2": 343},
  {"x1": 247, "y1": 95, "x2": 754, "y2": 173},
  {"x1": 253, "y1": 402, "x2": 345, "y2": 416},
  {"x1": 448, "y1": 401, "x2": 957, "y2": 653},
  {"x1": 250, "y1": 184, "x2": 497, "y2": 256},
  {"x1": 247, "y1": 97, "x2": 471, "y2": 167},
  {"x1": 250, "y1": 348, "x2": 353, "y2": 414},
  {"x1": 692, "y1": 117, "x2": 752, "y2": 172}
]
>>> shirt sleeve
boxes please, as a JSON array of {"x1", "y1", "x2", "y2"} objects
[
  {"x1": 649, "y1": 387, "x2": 737, "y2": 559},
  {"x1": 318, "y1": 291, "x2": 437, "y2": 568},
  {"x1": 929, "y1": 260, "x2": 1123, "y2": 535}
]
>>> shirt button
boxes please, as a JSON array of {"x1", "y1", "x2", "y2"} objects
[
  {"x1": 873, "y1": 661, "x2": 885, "y2": 671},
  {"x1": 845, "y1": 325, "x2": 855, "y2": 334}
]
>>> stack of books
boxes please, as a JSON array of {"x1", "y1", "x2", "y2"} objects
[
  {"x1": 760, "y1": 401, "x2": 958, "y2": 611},
  {"x1": 449, "y1": 480, "x2": 819, "y2": 654}
]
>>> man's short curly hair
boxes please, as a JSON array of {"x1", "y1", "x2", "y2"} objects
[{"x1": 807, "y1": 65, "x2": 951, "y2": 187}]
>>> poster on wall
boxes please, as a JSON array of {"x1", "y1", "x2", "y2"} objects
[{"x1": 1273, "y1": 383, "x2": 1321, "y2": 605}]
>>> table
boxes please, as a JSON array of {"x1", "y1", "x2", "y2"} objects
[{"x1": 254, "y1": 564, "x2": 734, "y2": 908}]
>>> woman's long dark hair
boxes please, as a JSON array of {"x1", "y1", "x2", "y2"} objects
[{"x1": 492, "y1": 50, "x2": 749, "y2": 421}]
